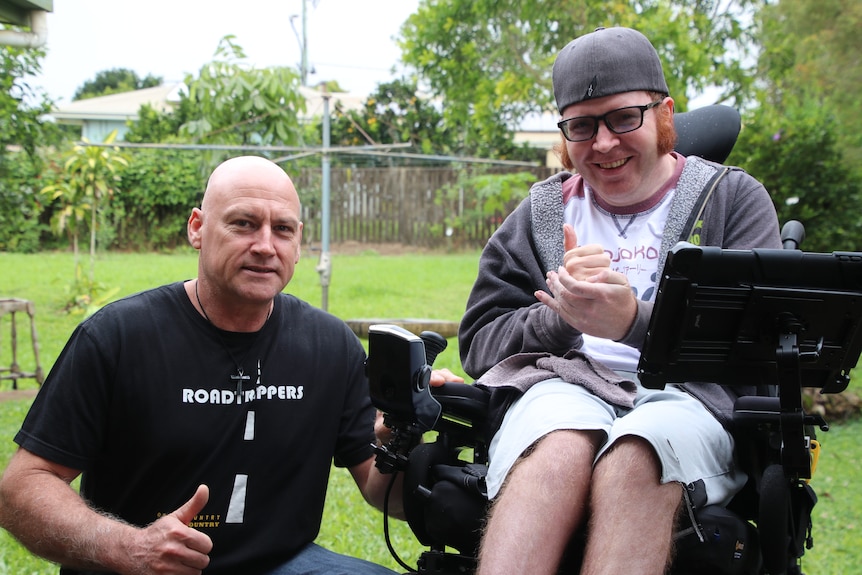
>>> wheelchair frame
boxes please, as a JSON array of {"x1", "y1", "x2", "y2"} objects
[
  {"x1": 368, "y1": 238, "x2": 862, "y2": 574},
  {"x1": 364, "y1": 105, "x2": 861, "y2": 575}
]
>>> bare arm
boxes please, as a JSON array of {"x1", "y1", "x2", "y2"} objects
[
  {"x1": 0, "y1": 448, "x2": 213, "y2": 575},
  {"x1": 349, "y1": 456, "x2": 405, "y2": 520},
  {"x1": 350, "y1": 368, "x2": 464, "y2": 519},
  {"x1": 348, "y1": 400, "x2": 413, "y2": 519},
  {"x1": 459, "y1": 204, "x2": 584, "y2": 377}
]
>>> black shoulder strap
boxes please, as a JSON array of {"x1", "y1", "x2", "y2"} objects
[{"x1": 679, "y1": 166, "x2": 731, "y2": 243}]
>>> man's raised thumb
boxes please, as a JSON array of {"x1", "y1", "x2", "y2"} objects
[{"x1": 172, "y1": 484, "x2": 209, "y2": 526}]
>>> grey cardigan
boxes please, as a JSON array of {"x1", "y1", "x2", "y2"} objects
[{"x1": 459, "y1": 155, "x2": 781, "y2": 431}]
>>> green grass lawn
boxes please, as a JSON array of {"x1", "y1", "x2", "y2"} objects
[{"x1": 0, "y1": 249, "x2": 860, "y2": 573}]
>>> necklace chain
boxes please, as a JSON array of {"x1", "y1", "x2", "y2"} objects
[
  {"x1": 194, "y1": 280, "x2": 271, "y2": 399},
  {"x1": 195, "y1": 280, "x2": 215, "y2": 324}
]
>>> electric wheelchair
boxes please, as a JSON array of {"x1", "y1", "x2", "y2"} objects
[{"x1": 365, "y1": 106, "x2": 862, "y2": 575}]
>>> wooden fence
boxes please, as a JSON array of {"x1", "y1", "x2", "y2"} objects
[{"x1": 291, "y1": 165, "x2": 558, "y2": 248}]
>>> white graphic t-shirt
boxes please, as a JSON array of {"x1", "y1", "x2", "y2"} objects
[{"x1": 561, "y1": 171, "x2": 680, "y2": 371}]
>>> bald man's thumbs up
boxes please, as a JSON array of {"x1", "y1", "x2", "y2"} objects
[
  {"x1": 124, "y1": 485, "x2": 213, "y2": 573},
  {"x1": 172, "y1": 484, "x2": 210, "y2": 527}
]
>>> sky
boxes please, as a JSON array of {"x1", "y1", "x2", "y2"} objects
[{"x1": 34, "y1": 0, "x2": 421, "y2": 104}]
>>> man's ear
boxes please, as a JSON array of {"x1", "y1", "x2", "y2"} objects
[{"x1": 188, "y1": 208, "x2": 203, "y2": 249}]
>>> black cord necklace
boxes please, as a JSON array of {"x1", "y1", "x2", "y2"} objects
[{"x1": 195, "y1": 280, "x2": 272, "y2": 402}]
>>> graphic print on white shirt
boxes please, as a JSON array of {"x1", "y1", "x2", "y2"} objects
[{"x1": 563, "y1": 181, "x2": 675, "y2": 371}]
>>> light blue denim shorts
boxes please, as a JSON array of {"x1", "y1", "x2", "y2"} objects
[{"x1": 486, "y1": 377, "x2": 747, "y2": 503}]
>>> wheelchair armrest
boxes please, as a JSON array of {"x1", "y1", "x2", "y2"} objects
[
  {"x1": 431, "y1": 382, "x2": 491, "y2": 424},
  {"x1": 733, "y1": 396, "x2": 781, "y2": 427},
  {"x1": 734, "y1": 395, "x2": 830, "y2": 436}
]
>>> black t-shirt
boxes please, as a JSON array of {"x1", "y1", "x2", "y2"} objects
[{"x1": 15, "y1": 282, "x2": 376, "y2": 574}]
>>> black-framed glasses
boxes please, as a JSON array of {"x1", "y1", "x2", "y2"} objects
[{"x1": 557, "y1": 100, "x2": 664, "y2": 142}]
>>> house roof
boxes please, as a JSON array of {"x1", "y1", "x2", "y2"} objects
[
  {"x1": 50, "y1": 83, "x2": 366, "y2": 126},
  {"x1": 0, "y1": 0, "x2": 52, "y2": 26},
  {"x1": 50, "y1": 83, "x2": 184, "y2": 124},
  {"x1": 514, "y1": 109, "x2": 559, "y2": 144}
]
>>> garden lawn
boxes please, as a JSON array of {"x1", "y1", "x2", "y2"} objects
[{"x1": 0, "y1": 250, "x2": 859, "y2": 573}]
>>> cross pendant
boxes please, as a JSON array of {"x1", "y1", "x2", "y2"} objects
[{"x1": 231, "y1": 369, "x2": 252, "y2": 398}]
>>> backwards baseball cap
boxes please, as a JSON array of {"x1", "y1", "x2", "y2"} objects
[{"x1": 553, "y1": 27, "x2": 669, "y2": 114}]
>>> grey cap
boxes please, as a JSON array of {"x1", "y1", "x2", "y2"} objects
[{"x1": 553, "y1": 27, "x2": 669, "y2": 114}]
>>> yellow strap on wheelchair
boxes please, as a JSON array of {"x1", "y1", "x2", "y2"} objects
[{"x1": 807, "y1": 439, "x2": 822, "y2": 483}]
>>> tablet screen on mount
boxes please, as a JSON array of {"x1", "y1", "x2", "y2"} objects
[{"x1": 637, "y1": 243, "x2": 862, "y2": 392}]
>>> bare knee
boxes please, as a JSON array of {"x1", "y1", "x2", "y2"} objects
[
  {"x1": 514, "y1": 429, "x2": 602, "y2": 477},
  {"x1": 591, "y1": 435, "x2": 682, "y2": 516},
  {"x1": 593, "y1": 435, "x2": 661, "y2": 483}
]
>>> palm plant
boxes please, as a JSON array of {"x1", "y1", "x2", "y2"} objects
[{"x1": 40, "y1": 130, "x2": 128, "y2": 304}]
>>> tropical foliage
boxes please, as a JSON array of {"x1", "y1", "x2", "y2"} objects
[
  {"x1": 399, "y1": 0, "x2": 764, "y2": 156},
  {"x1": 181, "y1": 36, "x2": 306, "y2": 149},
  {"x1": 0, "y1": 38, "x2": 60, "y2": 252},
  {"x1": 1, "y1": 2, "x2": 862, "y2": 258},
  {"x1": 725, "y1": 0, "x2": 862, "y2": 251}
]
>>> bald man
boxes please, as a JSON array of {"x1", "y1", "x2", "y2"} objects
[{"x1": 0, "y1": 156, "x2": 437, "y2": 575}]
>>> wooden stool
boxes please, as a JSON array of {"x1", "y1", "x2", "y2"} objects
[{"x1": 0, "y1": 298, "x2": 44, "y2": 389}]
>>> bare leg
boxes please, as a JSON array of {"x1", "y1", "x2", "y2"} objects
[
  {"x1": 477, "y1": 429, "x2": 602, "y2": 575},
  {"x1": 581, "y1": 436, "x2": 682, "y2": 575}
]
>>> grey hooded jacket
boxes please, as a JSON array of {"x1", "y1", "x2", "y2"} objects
[{"x1": 458, "y1": 155, "x2": 781, "y2": 430}]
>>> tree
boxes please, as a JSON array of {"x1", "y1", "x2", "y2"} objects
[
  {"x1": 322, "y1": 77, "x2": 540, "y2": 164},
  {"x1": 81, "y1": 36, "x2": 310, "y2": 250},
  {"x1": 0, "y1": 37, "x2": 61, "y2": 252},
  {"x1": 125, "y1": 37, "x2": 307, "y2": 150},
  {"x1": 327, "y1": 78, "x2": 447, "y2": 153},
  {"x1": 181, "y1": 36, "x2": 306, "y2": 153},
  {"x1": 756, "y1": 0, "x2": 862, "y2": 168},
  {"x1": 41, "y1": 131, "x2": 129, "y2": 292},
  {"x1": 73, "y1": 68, "x2": 163, "y2": 100},
  {"x1": 40, "y1": 171, "x2": 87, "y2": 266},
  {"x1": 725, "y1": 0, "x2": 862, "y2": 252},
  {"x1": 113, "y1": 147, "x2": 203, "y2": 250},
  {"x1": 398, "y1": 0, "x2": 763, "y2": 157},
  {"x1": 729, "y1": 95, "x2": 862, "y2": 253}
]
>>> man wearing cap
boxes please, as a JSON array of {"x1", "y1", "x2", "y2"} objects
[{"x1": 458, "y1": 27, "x2": 781, "y2": 573}]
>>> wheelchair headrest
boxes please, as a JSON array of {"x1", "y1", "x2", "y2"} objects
[{"x1": 673, "y1": 104, "x2": 741, "y2": 164}]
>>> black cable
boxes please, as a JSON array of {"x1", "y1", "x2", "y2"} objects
[{"x1": 382, "y1": 470, "x2": 417, "y2": 573}]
